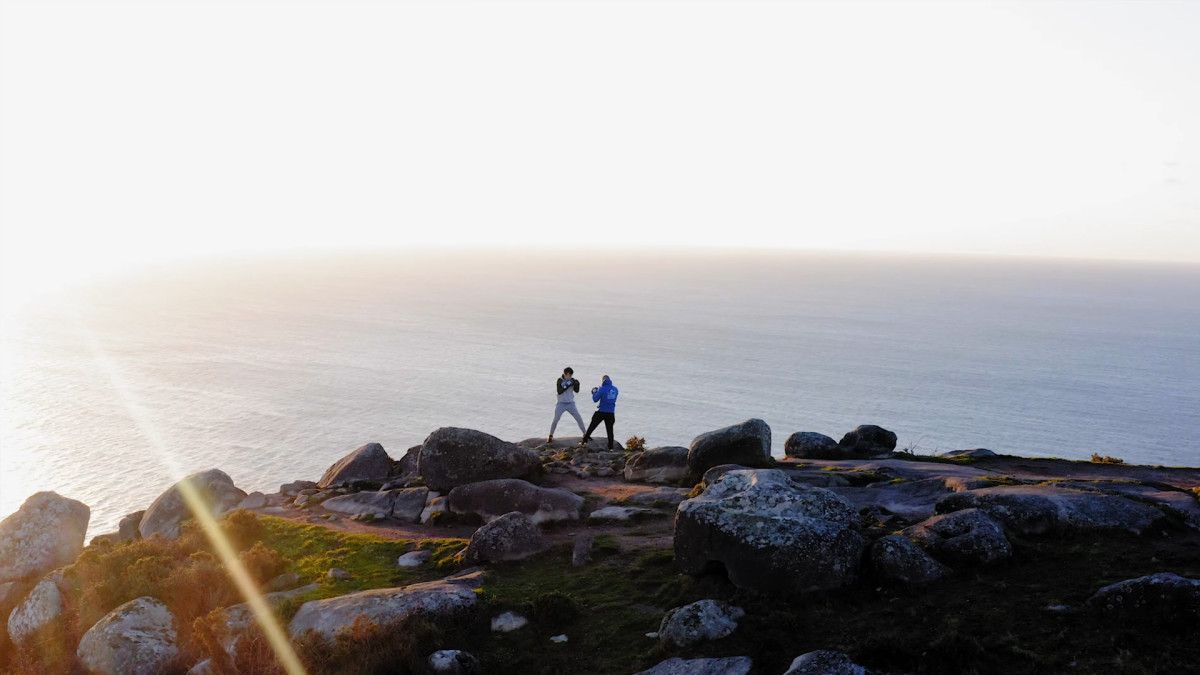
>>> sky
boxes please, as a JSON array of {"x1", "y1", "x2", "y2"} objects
[{"x1": 1, "y1": 0, "x2": 1198, "y2": 308}]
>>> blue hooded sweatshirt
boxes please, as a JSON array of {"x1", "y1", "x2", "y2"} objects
[{"x1": 592, "y1": 376, "x2": 619, "y2": 413}]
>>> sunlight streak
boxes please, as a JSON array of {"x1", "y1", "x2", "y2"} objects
[{"x1": 76, "y1": 319, "x2": 307, "y2": 675}]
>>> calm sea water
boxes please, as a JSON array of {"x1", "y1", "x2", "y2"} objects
[{"x1": 2, "y1": 251, "x2": 1198, "y2": 538}]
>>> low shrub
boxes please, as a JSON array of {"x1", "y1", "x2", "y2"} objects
[
  {"x1": 1091, "y1": 453, "x2": 1125, "y2": 464},
  {"x1": 625, "y1": 436, "x2": 647, "y2": 453}
]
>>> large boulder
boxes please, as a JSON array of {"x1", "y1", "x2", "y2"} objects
[
  {"x1": 674, "y1": 469, "x2": 866, "y2": 593},
  {"x1": 76, "y1": 597, "x2": 179, "y2": 675},
  {"x1": 419, "y1": 428, "x2": 540, "y2": 492},
  {"x1": 117, "y1": 510, "x2": 145, "y2": 542},
  {"x1": 658, "y1": 599, "x2": 744, "y2": 648},
  {"x1": 139, "y1": 469, "x2": 246, "y2": 540},
  {"x1": 317, "y1": 442, "x2": 393, "y2": 488},
  {"x1": 321, "y1": 488, "x2": 429, "y2": 522},
  {"x1": 7, "y1": 578, "x2": 63, "y2": 644},
  {"x1": 869, "y1": 534, "x2": 950, "y2": 586},
  {"x1": 624, "y1": 446, "x2": 690, "y2": 484},
  {"x1": 636, "y1": 656, "x2": 753, "y2": 675},
  {"x1": 784, "y1": 650, "x2": 868, "y2": 675},
  {"x1": 838, "y1": 425, "x2": 898, "y2": 455},
  {"x1": 902, "y1": 508, "x2": 1012, "y2": 566},
  {"x1": 1087, "y1": 572, "x2": 1200, "y2": 623},
  {"x1": 462, "y1": 512, "x2": 545, "y2": 564},
  {"x1": 0, "y1": 492, "x2": 90, "y2": 583},
  {"x1": 289, "y1": 576, "x2": 478, "y2": 641},
  {"x1": 783, "y1": 432, "x2": 841, "y2": 459},
  {"x1": 935, "y1": 485, "x2": 1170, "y2": 535},
  {"x1": 687, "y1": 419, "x2": 772, "y2": 478},
  {"x1": 447, "y1": 479, "x2": 583, "y2": 524}
]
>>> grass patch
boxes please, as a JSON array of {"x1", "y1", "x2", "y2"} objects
[{"x1": 254, "y1": 516, "x2": 467, "y2": 595}]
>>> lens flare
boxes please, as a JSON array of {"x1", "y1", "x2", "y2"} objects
[{"x1": 78, "y1": 321, "x2": 307, "y2": 675}]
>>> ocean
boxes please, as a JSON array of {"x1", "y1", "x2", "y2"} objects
[{"x1": 2, "y1": 251, "x2": 1197, "y2": 538}]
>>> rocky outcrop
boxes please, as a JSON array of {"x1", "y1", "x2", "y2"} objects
[
  {"x1": 784, "y1": 650, "x2": 868, "y2": 675},
  {"x1": 1087, "y1": 572, "x2": 1200, "y2": 623},
  {"x1": 428, "y1": 649, "x2": 482, "y2": 674},
  {"x1": 139, "y1": 469, "x2": 246, "y2": 540},
  {"x1": 288, "y1": 576, "x2": 478, "y2": 641},
  {"x1": 935, "y1": 485, "x2": 1170, "y2": 535},
  {"x1": 0, "y1": 492, "x2": 89, "y2": 583},
  {"x1": 658, "y1": 599, "x2": 744, "y2": 648},
  {"x1": 838, "y1": 425, "x2": 898, "y2": 455},
  {"x1": 318, "y1": 442, "x2": 394, "y2": 488},
  {"x1": 674, "y1": 469, "x2": 866, "y2": 593},
  {"x1": 939, "y1": 448, "x2": 997, "y2": 460},
  {"x1": 462, "y1": 511, "x2": 545, "y2": 564},
  {"x1": 76, "y1": 597, "x2": 179, "y2": 675},
  {"x1": 903, "y1": 508, "x2": 1012, "y2": 566},
  {"x1": 321, "y1": 487, "x2": 429, "y2": 522},
  {"x1": 784, "y1": 432, "x2": 841, "y2": 459},
  {"x1": 7, "y1": 578, "x2": 63, "y2": 644},
  {"x1": 869, "y1": 534, "x2": 950, "y2": 586},
  {"x1": 447, "y1": 479, "x2": 582, "y2": 524},
  {"x1": 624, "y1": 447, "x2": 690, "y2": 484},
  {"x1": 636, "y1": 656, "x2": 753, "y2": 675},
  {"x1": 588, "y1": 505, "x2": 657, "y2": 522},
  {"x1": 419, "y1": 428, "x2": 540, "y2": 491},
  {"x1": 280, "y1": 480, "x2": 318, "y2": 496},
  {"x1": 687, "y1": 419, "x2": 772, "y2": 478}
]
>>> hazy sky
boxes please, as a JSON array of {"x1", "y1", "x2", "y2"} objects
[{"x1": 1, "y1": 0, "x2": 1198, "y2": 303}]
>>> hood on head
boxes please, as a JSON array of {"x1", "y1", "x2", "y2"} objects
[{"x1": 602, "y1": 375, "x2": 612, "y2": 384}]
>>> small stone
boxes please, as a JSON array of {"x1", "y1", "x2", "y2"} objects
[
  {"x1": 327, "y1": 567, "x2": 351, "y2": 580},
  {"x1": 549, "y1": 633, "x2": 568, "y2": 643},
  {"x1": 397, "y1": 550, "x2": 432, "y2": 568},
  {"x1": 572, "y1": 533, "x2": 595, "y2": 567},
  {"x1": 428, "y1": 649, "x2": 481, "y2": 674},
  {"x1": 490, "y1": 611, "x2": 528, "y2": 632}
]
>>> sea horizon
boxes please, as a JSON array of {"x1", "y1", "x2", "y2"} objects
[{"x1": 3, "y1": 249, "x2": 1198, "y2": 538}]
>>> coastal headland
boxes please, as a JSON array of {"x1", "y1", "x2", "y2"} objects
[{"x1": 2, "y1": 421, "x2": 1198, "y2": 674}]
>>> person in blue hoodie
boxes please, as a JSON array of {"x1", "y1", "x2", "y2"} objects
[{"x1": 580, "y1": 374, "x2": 619, "y2": 450}]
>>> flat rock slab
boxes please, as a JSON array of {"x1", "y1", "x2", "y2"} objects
[
  {"x1": 289, "y1": 577, "x2": 477, "y2": 641},
  {"x1": 624, "y1": 487, "x2": 693, "y2": 507},
  {"x1": 829, "y1": 477, "x2": 962, "y2": 522},
  {"x1": 636, "y1": 656, "x2": 753, "y2": 675},
  {"x1": 784, "y1": 650, "x2": 868, "y2": 675},
  {"x1": 588, "y1": 506, "x2": 658, "y2": 522},
  {"x1": 448, "y1": 479, "x2": 583, "y2": 524},
  {"x1": 321, "y1": 488, "x2": 429, "y2": 522},
  {"x1": 936, "y1": 484, "x2": 1171, "y2": 535}
]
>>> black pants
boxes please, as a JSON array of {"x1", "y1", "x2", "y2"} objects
[{"x1": 583, "y1": 411, "x2": 616, "y2": 449}]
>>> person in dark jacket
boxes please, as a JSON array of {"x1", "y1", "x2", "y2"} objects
[
  {"x1": 580, "y1": 375, "x2": 619, "y2": 450},
  {"x1": 548, "y1": 367, "x2": 585, "y2": 443}
]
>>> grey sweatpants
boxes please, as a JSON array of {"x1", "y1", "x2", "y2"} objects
[{"x1": 551, "y1": 402, "x2": 586, "y2": 435}]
